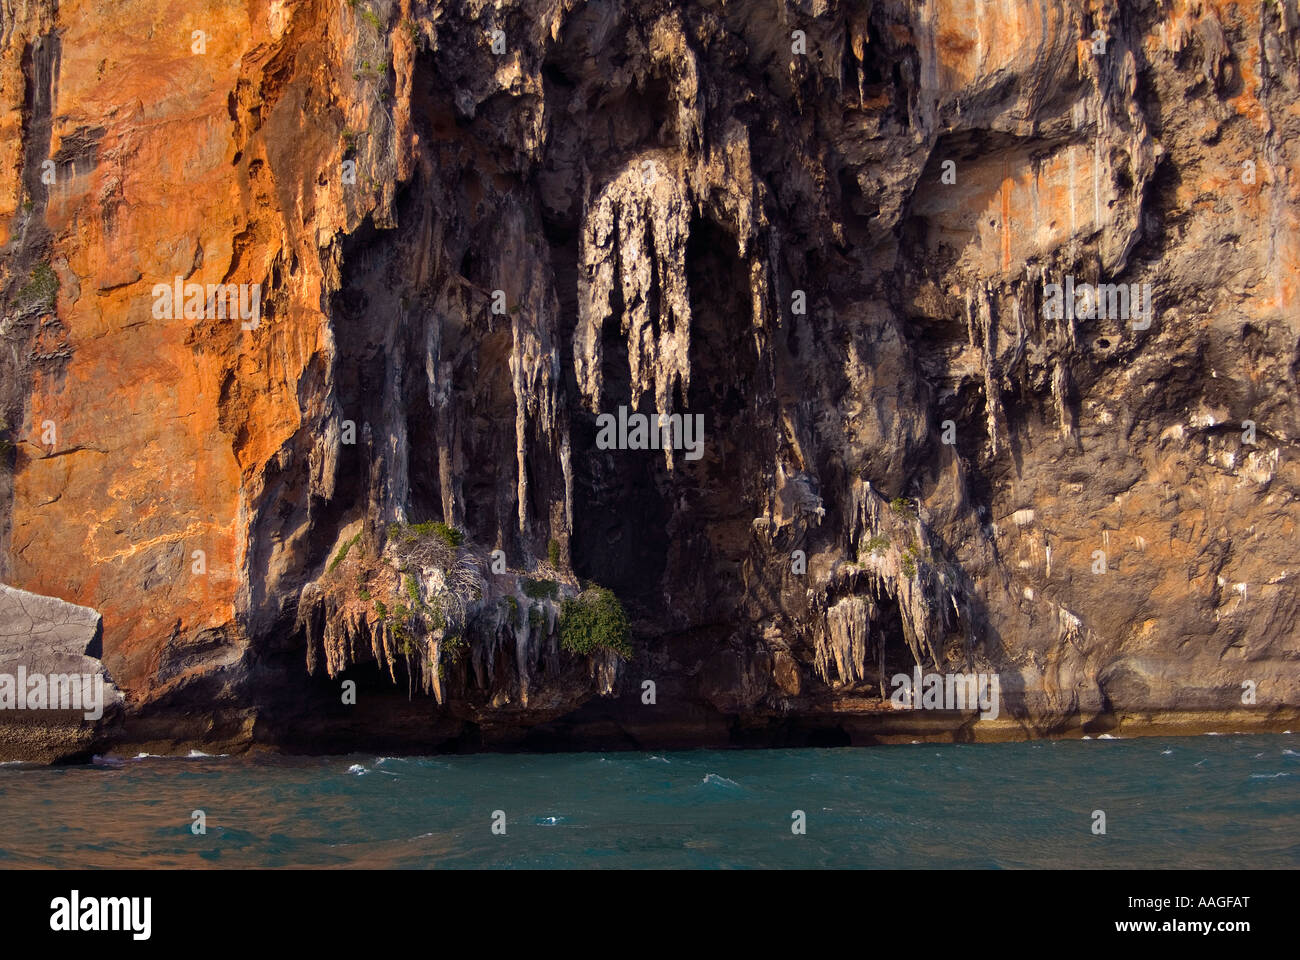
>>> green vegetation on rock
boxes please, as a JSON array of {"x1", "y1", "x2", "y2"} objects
[
  {"x1": 863, "y1": 534, "x2": 891, "y2": 557},
  {"x1": 559, "y1": 587, "x2": 632, "y2": 658},
  {"x1": 328, "y1": 533, "x2": 361, "y2": 573},
  {"x1": 16, "y1": 262, "x2": 58, "y2": 313},
  {"x1": 523, "y1": 577, "x2": 558, "y2": 600}
]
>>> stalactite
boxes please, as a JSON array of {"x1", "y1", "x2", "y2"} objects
[
  {"x1": 575, "y1": 161, "x2": 693, "y2": 424},
  {"x1": 832, "y1": 480, "x2": 961, "y2": 674},
  {"x1": 977, "y1": 284, "x2": 1003, "y2": 457},
  {"x1": 817, "y1": 596, "x2": 875, "y2": 686}
]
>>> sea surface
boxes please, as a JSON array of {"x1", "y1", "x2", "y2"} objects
[{"x1": 0, "y1": 733, "x2": 1296, "y2": 868}]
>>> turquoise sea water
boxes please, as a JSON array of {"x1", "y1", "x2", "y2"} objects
[{"x1": 0, "y1": 734, "x2": 1295, "y2": 868}]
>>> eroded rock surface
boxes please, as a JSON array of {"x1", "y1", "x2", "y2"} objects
[
  {"x1": 0, "y1": 0, "x2": 1297, "y2": 756},
  {"x1": 0, "y1": 583, "x2": 121, "y2": 761}
]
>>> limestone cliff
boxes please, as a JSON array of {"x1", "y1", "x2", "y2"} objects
[{"x1": 0, "y1": 0, "x2": 1297, "y2": 757}]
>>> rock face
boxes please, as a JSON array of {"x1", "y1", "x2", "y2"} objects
[
  {"x1": 0, "y1": 0, "x2": 1297, "y2": 757},
  {"x1": 0, "y1": 583, "x2": 121, "y2": 761}
]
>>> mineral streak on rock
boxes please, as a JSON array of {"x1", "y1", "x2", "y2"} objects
[{"x1": 0, "y1": 0, "x2": 1297, "y2": 757}]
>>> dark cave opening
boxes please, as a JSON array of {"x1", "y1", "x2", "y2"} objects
[
  {"x1": 871, "y1": 593, "x2": 920, "y2": 692},
  {"x1": 569, "y1": 301, "x2": 673, "y2": 610},
  {"x1": 404, "y1": 388, "x2": 444, "y2": 526},
  {"x1": 677, "y1": 215, "x2": 764, "y2": 622}
]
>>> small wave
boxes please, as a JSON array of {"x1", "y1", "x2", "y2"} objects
[
  {"x1": 347, "y1": 764, "x2": 367, "y2": 775},
  {"x1": 1160, "y1": 749, "x2": 1173, "y2": 755},
  {"x1": 123, "y1": 751, "x2": 228, "y2": 760},
  {"x1": 1282, "y1": 749, "x2": 1299, "y2": 758},
  {"x1": 535, "y1": 815, "x2": 568, "y2": 825},
  {"x1": 1081, "y1": 736, "x2": 1092, "y2": 740},
  {"x1": 1250, "y1": 772, "x2": 1289, "y2": 779},
  {"x1": 647, "y1": 755, "x2": 670, "y2": 764},
  {"x1": 701, "y1": 773, "x2": 741, "y2": 789},
  {"x1": 1097, "y1": 734, "x2": 1121, "y2": 740},
  {"x1": 1204, "y1": 732, "x2": 1224, "y2": 736}
]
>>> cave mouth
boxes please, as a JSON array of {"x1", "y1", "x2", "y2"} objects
[
  {"x1": 871, "y1": 594, "x2": 919, "y2": 698},
  {"x1": 676, "y1": 215, "x2": 764, "y2": 624},
  {"x1": 569, "y1": 293, "x2": 673, "y2": 611},
  {"x1": 568, "y1": 214, "x2": 768, "y2": 628}
]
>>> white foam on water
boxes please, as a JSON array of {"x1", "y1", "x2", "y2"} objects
[{"x1": 701, "y1": 772, "x2": 740, "y2": 788}]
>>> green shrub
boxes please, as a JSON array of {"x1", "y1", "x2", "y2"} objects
[
  {"x1": 559, "y1": 587, "x2": 631, "y2": 658},
  {"x1": 863, "y1": 534, "x2": 891, "y2": 557},
  {"x1": 528, "y1": 604, "x2": 544, "y2": 630},
  {"x1": 889, "y1": 496, "x2": 914, "y2": 518},
  {"x1": 374, "y1": 599, "x2": 388, "y2": 619},
  {"x1": 523, "y1": 577, "x2": 558, "y2": 600},
  {"x1": 547, "y1": 539, "x2": 562, "y2": 567},
  {"x1": 408, "y1": 521, "x2": 463, "y2": 548},
  {"x1": 361, "y1": 8, "x2": 382, "y2": 31},
  {"x1": 433, "y1": 522, "x2": 464, "y2": 548},
  {"x1": 501, "y1": 595, "x2": 520, "y2": 627},
  {"x1": 328, "y1": 533, "x2": 362, "y2": 573},
  {"x1": 17, "y1": 262, "x2": 58, "y2": 312}
]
